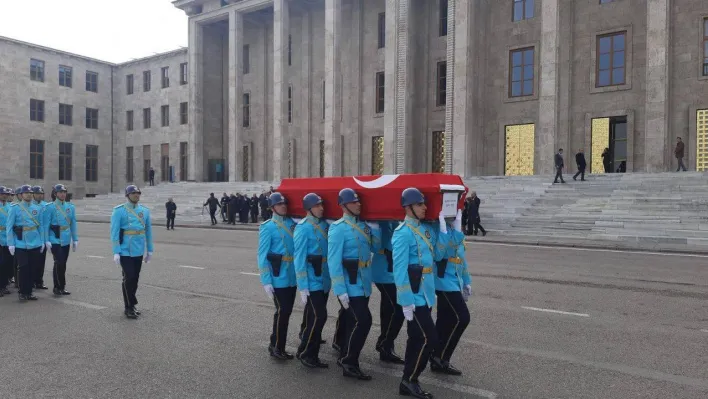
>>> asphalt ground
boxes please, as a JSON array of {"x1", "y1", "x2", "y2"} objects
[{"x1": 1, "y1": 223, "x2": 707, "y2": 399}]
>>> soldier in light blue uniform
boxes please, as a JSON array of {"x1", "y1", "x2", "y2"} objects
[
  {"x1": 32, "y1": 186, "x2": 51, "y2": 290},
  {"x1": 392, "y1": 187, "x2": 450, "y2": 399},
  {"x1": 6, "y1": 185, "x2": 47, "y2": 301},
  {"x1": 258, "y1": 192, "x2": 297, "y2": 360},
  {"x1": 46, "y1": 184, "x2": 79, "y2": 296},
  {"x1": 294, "y1": 193, "x2": 331, "y2": 368},
  {"x1": 0, "y1": 187, "x2": 13, "y2": 296},
  {"x1": 327, "y1": 188, "x2": 381, "y2": 381},
  {"x1": 110, "y1": 185, "x2": 154, "y2": 319}
]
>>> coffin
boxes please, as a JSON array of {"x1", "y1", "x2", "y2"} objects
[{"x1": 276, "y1": 173, "x2": 468, "y2": 221}]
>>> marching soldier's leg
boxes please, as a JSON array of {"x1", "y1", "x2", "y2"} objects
[
  {"x1": 269, "y1": 286, "x2": 296, "y2": 360},
  {"x1": 120, "y1": 256, "x2": 139, "y2": 318},
  {"x1": 13, "y1": 254, "x2": 19, "y2": 288},
  {"x1": 375, "y1": 283, "x2": 405, "y2": 364},
  {"x1": 333, "y1": 301, "x2": 347, "y2": 355},
  {"x1": 58, "y1": 245, "x2": 71, "y2": 294},
  {"x1": 17, "y1": 248, "x2": 38, "y2": 300},
  {"x1": 34, "y1": 245, "x2": 48, "y2": 289},
  {"x1": 340, "y1": 296, "x2": 373, "y2": 380},
  {"x1": 0, "y1": 247, "x2": 7, "y2": 296},
  {"x1": 299, "y1": 302, "x2": 309, "y2": 340},
  {"x1": 297, "y1": 290, "x2": 329, "y2": 368},
  {"x1": 431, "y1": 291, "x2": 469, "y2": 375},
  {"x1": 51, "y1": 245, "x2": 61, "y2": 294},
  {"x1": 400, "y1": 306, "x2": 438, "y2": 398}
]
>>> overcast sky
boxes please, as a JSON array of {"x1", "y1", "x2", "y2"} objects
[{"x1": 0, "y1": 0, "x2": 188, "y2": 63}]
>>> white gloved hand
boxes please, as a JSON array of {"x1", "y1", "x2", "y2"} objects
[
  {"x1": 365, "y1": 221, "x2": 380, "y2": 231},
  {"x1": 438, "y1": 211, "x2": 448, "y2": 234},
  {"x1": 300, "y1": 289, "x2": 310, "y2": 305},
  {"x1": 144, "y1": 252, "x2": 153, "y2": 263},
  {"x1": 9, "y1": 246, "x2": 15, "y2": 256},
  {"x1": 45, "y1": 241, "x2": 52, "y2": 251},
  {"x1": 72, "y1": 241, "x2": 78, "y2": 252},
  {"x1": 454, "y1": 209, "x2": 462, "y2": 232},
  {"x1": 113, "y1": 254, "x2": 121, "y2": 266},
  {"x1": 402, "y1": 304, "x2": 415, "y2": 321},
  {"x1": 338, "y1": 293, "x2": 350, "y2": 309},
  {"x1": 463, "y1": 284, "x2": 472, "y2": 302},
  {"x1": 264, "y1": 284, "x2": 275, "y2": 300}
]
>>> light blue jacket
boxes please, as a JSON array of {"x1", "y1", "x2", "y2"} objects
[
  {"x1": 110, "y1": 202, "x2": 154, "y2": 257},
  {"x1": 371, "y1": 221, "x2": 398, "y2": 284},
  {"x1": 434, "y1": 226, "x2": 471, "y2": 292},
  {"x1": 0, "y1": 201, "x2": 10, "y2": 246},
  {"x1": 46, "y1": 200, "x2": 79, "y2": 246},
  {"x1": 6, "y1": 201, "x2": 46, "y2": 249},
  {"x1": 294, "y1": 215, "x2": 331, "y2": 292},
  {"x1": 258, "y1": 214, "x2": 297, "y2": 289}
]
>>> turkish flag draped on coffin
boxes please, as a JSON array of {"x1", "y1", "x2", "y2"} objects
[{"x1": 276, "y1": 173, "x2": 468, "y2": 221}]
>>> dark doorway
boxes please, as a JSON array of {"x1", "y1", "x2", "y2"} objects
[
  {"x1": 208, "y1": 159, "x2": 226, "y2": 182},
  {"x1": 608, "y1": 116, "x2": 627, "y2": 173}
]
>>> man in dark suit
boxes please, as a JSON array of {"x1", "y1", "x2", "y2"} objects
[
  {"x1": 465, "y1": 192, "x2": 486, "y2": 236},
  {"x1": 573, "y1": 148, "x2": 587, "y2": 181},
  {"x1": 553, "y1": 149, "x2": 566, "y2": 184}
]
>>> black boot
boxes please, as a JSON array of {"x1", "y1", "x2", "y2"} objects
[
  {"x1": 60, "y1": 290, "x2": 71, "y2": 295},
  {"x1": 124, "y1": 308, "x2": 138, "y2": 319},
  {"x1": 314, "y1": 358, "x2": 329, "y2": 368},
  {"x1": 53, "y1": 288, "x2": 61, "y2": 295},
  {"x1": 342, "y1": 365, "x2": 372, "y2": 380},
  {"x1": 430, "y1": 357, "x2": 462, "y2": 376},
  {"x1": 269, "y1": 346, "x2": 294, "y2": 360},
  {"x1": 378, "y1": 346, "x2": 405, "y2": 364},
  {"x1": 399, "y1": 380, "x2": 433, "y2": 398}
]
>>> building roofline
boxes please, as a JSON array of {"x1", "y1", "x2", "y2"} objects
[{"x1": 115, "y1": 48, "x2": 189, "y2": 67}]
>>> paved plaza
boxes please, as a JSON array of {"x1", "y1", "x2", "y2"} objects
[{"x1": 1, "y1": 223, "x2": 707, "y2": 398}]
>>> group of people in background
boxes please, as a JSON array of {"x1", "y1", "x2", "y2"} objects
[{"x1": 202, "y1": 188, "x2": 277, "y2": 226}]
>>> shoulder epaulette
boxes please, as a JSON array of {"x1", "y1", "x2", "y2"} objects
[
  {"x1": 332, "y1": 219, "x2": 345, "y2": 225},
  {"x1": 114, "y1": 204, "x2": 125, "y2": 209},
  {"x1": 394, "y1": 221, "x2": 407, "y2": 231},
  {"x1": 9, "y1": 203, "x2": 17, "y2": 207},
  {"x1": 261, "y1": 219, "x2": 272, "y2": 226},
  {"x1": 297, "y1": 218, "x2": 307, "y2": 225}
]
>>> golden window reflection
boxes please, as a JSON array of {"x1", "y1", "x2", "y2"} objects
[
  {"x1": 698, "y1": 110, "x2": 708, "y2": 172},
  {"x1": 432, "y1": 131, "x2": 445, "y2": 173},
  {"x1": 371, "y1": 136, "x2": 384, "y2": 175},
  {"x1": 504, "y1": 124, "x2": 534, "y2": 176},
  {"x1": 591, "y1": 118, "x2": 610, "y2": 173}
]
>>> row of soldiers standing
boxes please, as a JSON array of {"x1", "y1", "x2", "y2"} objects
[
  {"x1": 258, "y1": 187, "x2": 471, "y2": 399},
  {"x1": 0, "y1": 184, "x2": 79, "y2": 300}
]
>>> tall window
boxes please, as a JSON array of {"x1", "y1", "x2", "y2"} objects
[
  {"x1": 439, "y1": 0, "x2": 448, "y2": 36},
  {"x1": 30, "y1": 59, "x2": 44, "y2": 82},
  {"x1": 596, "y1": 32, "x2": 626, "y2": 87},
  {"x1": 59, "y1": 66, "x2": 73, "y2": 87},
  {"x1": 59, "y1": 104, "x2": 73, "y2": 126},
  {"x1": 703, "y1": 18, "x2": 708, "y2": 76},
  {"x1": 30, "y1": 139, "x2": 44, "y2": 179},
  {"x1": 243, "y1": 45, "x2": 250, "y2": 74},
  {"x1": 378, "y1": 13, "x2": 386, "y2": 48},
  {"x1": 85, "y1": 108, "x2": 98, "y2": 129},
  {"x1": 59, "y1": 142, "x2": 73, "y2": 181},
  {"x1": 243, "y1": 93, "x2": 251, "y2": 127},
  {"x1": 436, "y1": 61, "x2": 447, "y2": 106},
  {"x1": 86, "y1": 71, "x2": 98, "y2": 92},
  {"x1": 180, "y1": 142, "x2": 188, "y2": 181},
  {"x1": 513, "y1": 0, "x2": 533, "y2": 22},
  {"x1": 85, "y1": 145, "x2": 98, "y2": 182},
  {"x1": 288, "y1": 86, "x2": 292, "y2": 123},
  {"x1": 126, "y1": 74, "x2": 134, "y2": 94},
  {"x1": 180, "y1": 62, "x2": 188, "y2": 84},
  {"x1": 322, "y1": 80, "x2": 326, "y2": 119},
  {"x1": 288, "y1": 34, "x2": 292, "y2": 66},
  {"x1": 510, "y1": 47, "x2": 534, "y2": 97},
  {"x1": 180, "y1": 102, "x2": 188, "y2": 125},
  {"x1": 126, "y1": 110, "x2": 134, "y2": 131},
  {"x1": 161, "y1": 105, "x2": 170, "y2": 127},
  {"x1": 143, "y1": 145, "x2": 151, "y2": 182},
  {"x1": 126, "y1": 146, "x2": 134, "y2": 182},
  {"x1": 30, "y1": 99, "x2": 44, "y2": 122},
  {"x1": 143, "y1": 108, "x2": 151, "y2": 129},
  {"x1": 600, "y1": 0, "x2": 616, "y2": 3},
  {"x1": 161, "y1": 66, "x2": 170, "y2": 88},
  {"x1": 375, "y1": 72, "x2": 385, "y2": 114},
  {"x1": 143, "y1": 70, "x2": 151, "y2": 91}
]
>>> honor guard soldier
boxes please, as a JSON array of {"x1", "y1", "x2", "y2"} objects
[
  {"x1": 32, "y1": 186, "x2": 51, "y2": 290},
  {"x1": 392, "y1": 187, "x2": 450, "y2": 398},
  {"x1": 372, "y1": 220, "x2": 405, "y2": 364},
  {"x1": 110, "y1": 185, "x2": 154, "y2": 319},
  {"x1": 327, "y1": 188, "x2": 382, "y2": 380},
  {"x1": 7, "y1": 185, "x2": 47, "y2": 301},
  {"x1": 0, "y1": 187, "x2": 13, "y2": 296},
  {"x1": 46, "y1": 184, "x2": 79, "y2": 295},
  {"x1": 430, "y1": 209, "x2": 471, "y2": 376},
  {"x1": 258, "y1": 192, "x2": 298, "y2": 360},
  {"x1": 293, "y1": 193, "x2": 331, "y2": 368}
]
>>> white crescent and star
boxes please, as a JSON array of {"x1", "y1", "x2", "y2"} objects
[{"x1": 353, "y1": 174, "x2": 400, "y2": 189}]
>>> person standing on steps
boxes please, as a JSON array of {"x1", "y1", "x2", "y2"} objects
[
  {"x1": 165, "y1": 198, "x2": 177, "y2": 230},
  {"x1": 553, "y1": 148, "x2": 566, "y2": 184},
  {"x1": 46, "y1": 184, "x2": 78, "y2": 296},
  {"x1": 465, "y1": 193, "x2": 486, "y2": 237},
  {"x1": 149, "y1": 167, "x2": 155, "y2": 186},
  {"x1": 675, "y1": 137, "x2": 687, "y2": 172},
  {"x1": 258, "y1": 192, "x2": 298, "y2": 360},
  {"x1": 573, "y1": 148, "x2": 587, "y2": 181},
  {"x1": 7, "y1": 185, "x2": 46, "y2": 301}
]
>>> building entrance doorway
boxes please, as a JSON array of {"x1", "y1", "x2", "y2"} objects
[
  {"x1": 591, "y1": 116, "x2": 627, "y2": 173},
  {"x1": 208, "y1": 159, "x2": 225, "y2": 182}
]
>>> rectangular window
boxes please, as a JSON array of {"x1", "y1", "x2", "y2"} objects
[
  {"x1": 243, "y1": 45, "x2": 250, "y2": 74},
  {"x1": 288, "y1": 86, "x2": 292, "y2": 123},
  {"x1": 439, "y1": 0, "x2": 448, "y2": 36},
  {"x1": 243, "y1": 93, "x2": 250, "y2": 127},
  {"x1": 86, "y1": 71, "x2": 98, "y2": 92},
  {"x1": 322, "y1": 80, "x2": 326, "y2": 119},
  {"x1": 375, "y1": 72, "x2": 385, "y2": 114},
  {"x1": 59, "y1": 65, "x2": 73, "y2": 88},
  {"x1": 161, "y1": 143, "x2": 169, "y2": 182},
  {"x1": 596, "y1": 32, "x2": 626, "y2": 87},
  {"x1": 703, "y1": 18, "x2": 708, "y2": 76},
  {"x1": 436, "y1": 61, "x2": 447, "y2": 106},
  {"x1": 30, "y1": 139, "x2": 44, "y2": 179},
  {"x1": 319, "y1": 140, "x2": 325, "y2": 177},
  {"x1": 378, "y1": 13, "x2": 386, "y2": 48},
  {"x1": 510, "y1": 47, "x2": 535, "y2": 97},
  {"x1": 180, "y1": 62, "x2": 188, "y2": 84},
  {"x1": 288, "y1": 34, "x2": 292, "y2": 66},
  {"x1": 161, "y1": 66, "x2": 169, "y2": 88},
  {"x1": 513, "y1": 0, "x2": 534, "y2": 22},
  {"x1": 59, "y1": 142, "x2": 73, "y2": 181},
  {"x1": 126, "y1": 146, "x2": 134, "y2": 182},
  {"x1": 30, "y1": 59, "x2": 45, "y2": 82},
  {"x1": 143, "y1": 70, "x2": 151, "y2": 91},
  {"x1": 85, "y1": 145, "x2": 98, "y2": 182},
  {"x1": 126, "y1": 110, "x2": 134, "y2": 131},
  {"x1": 59, "y1": 103, "x2": 73, "y2": 126},
  {"x1": 180, "y1": 102, "x2": 188, "y2": 125},
  {"x1": 161, "y1": 105, "x2": 170, "y2": 127},
  {"x1": 85, "y1": 108, "x2": 98, "y2": 129},
  {"x1": 143, "y1": 108, "x2": 151, "y2": 129},
  {"x1": 126, "y1": 74, "x2": 134, "y2": 94},
  {"x1": 600, "y1": 0, "x2": 616, "y2": 3},
  {"x1": 180, "y1": 142, "x2": 188, "y2": 181},
  {"x1": 30, "y1": 99, "x2": 44, "y2": 122},
  {"x1": 143, "y1": 145, "x2": 151, "y2": 182}
]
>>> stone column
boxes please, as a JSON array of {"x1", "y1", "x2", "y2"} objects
[
  {"x1": 537, "y1": 0, "x2": 560, "y2": 175},
  {"x1": 324, "y1": 0, "x2": 342, "y2": 176},
  {"x1": 644, "y1": 0, "x2": 670, "y2": 172},
  {"x1": 273, "y1": 0, "x2": 289, "y2": 181},
  {"x1": 228, "y1": 10, "x2": 244, "y2": 182},
  {"x1": 188, "y1": 18, "x2": 204, "y2": 181},
  {"x1": 300, "y1": 11, "x2": 312, "y2": 177},
  {"x1": 343, "y1": 0, "x2": 363, "y2": 174}
]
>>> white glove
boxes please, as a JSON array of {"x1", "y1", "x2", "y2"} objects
[
  {"x1": 463, "y1": 284, "x2": 472, "y2": 302},
  {"x1": 300, "y1": 289, "x2": 310, "y2": 305},
  {"x1": 438, "y1": 211, "x2": 447, "y2": 234},
  {"x1": 338, "y1": 293, "x2": 350, "y2": 309},
  {"x1": 454, "y1": 210, "x2": 462, "y2": 232},
  {"x1": 9, "y1": 246, "x2": 15, "y2": 256},
  {"x1": 264, "y1": 284, "x2": 274, "y2": 300},
  {"x1": 144, "y1": 252, "x2": 153, "y2": 263},
  {"x1": 45, "y1": 241, "x2": 52, "y2": 251},
  {"x1": 72, "y1": 241, "x2": 78, "y2": 252},
  {"x1": 113, "y1": 254, "x2": 121, "y2": 266},
  {"x1": 39, "y1": 244, "x2": 44, "y2": 253},
  {"x1": 402, "y1": 304, "x2": 415, "y2": 321},
  {"x1": 365, "y1": 221, "x2": 380, "y2": 231}
]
